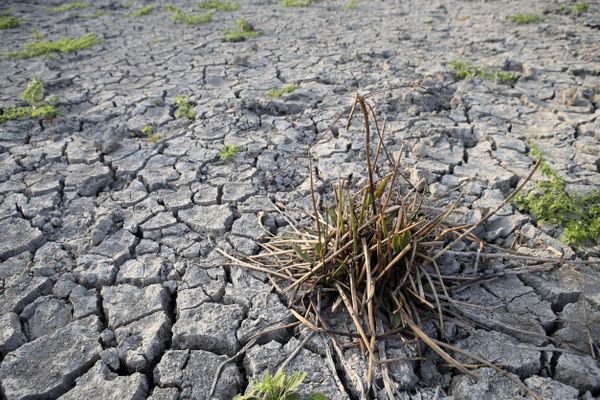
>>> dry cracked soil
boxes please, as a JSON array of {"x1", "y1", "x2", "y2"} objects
[{"x1": 0, "y1": 0, "x2": 599, "y2": 399}]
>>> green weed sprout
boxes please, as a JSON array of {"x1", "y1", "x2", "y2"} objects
[
  {"x1": 218, "y1": 143, "x2": 240, "y2": 160},
  {"x1": 173, "y1": 95, "x2": 196, "y2": 120},
  {"x1": 49, "y1": 2, "x2": 89, "y2": 12},
  {"x1": 197, "y1": 1, "x2": 238, "y2": 11},
  {"x1": 132, "y1": 4, "x2": 155, "y2": 17},
  {"x1": 515, "y1": 143, "x2": 600, "y2": 245},
  {"x1": 0, "y1": 15, "x2": 20, "y2": 29},
  {"x1": 571, "y1": 2, "x2": 589, "y2": 15},
  {"x1": 169, "y1": 7, "x2": 213, "y2": 25},
  {"x1": 0, "y1": 77, "x2": 59, "y2": 124},
  {"x1": 265, "y1": 83, "x2": 300, "y2": 98},
  {"x1": 234, "y1": 370, "x2": 329, "y2": 400},
  {"x1": 223, "y1": 18, "x2": 259, "y2": 42},
  {"x1": 341, "y1": 0, "x2": 356, "y2": 10},
  {"x1": 4, "y1": 33, "x2": 101, "y2": 59},
  {"x1": 281, "y1": 0, "x2": 312, "y2": 7},
  {"x1": 449, "y1": 60, "x2": 515, "y2": 83},
  {"x1": 506, "y1": 13, "x2": 544, "y2": 24}
]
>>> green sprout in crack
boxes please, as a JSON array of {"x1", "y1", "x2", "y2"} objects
[
  {"x1": 506, "y1": 13, "x2": 544, "y2": 24},
  {"x1": 131, "y1": 4, "x2": 155, "y2": 17},
  {"x1": 265, "y1": 83, "x2": 300, "y2": 98},
  {"x1": 140, "y1": 124, "x2": 161, "y2": 143},
  {"x1": 49, "y1": 2, "x2": 89, "y2": 13},
  {"x1": 3, "y1": 33, "x2": 101, "y2": 59},
  {"x1": 449, "y1": 60, "x2": 515, "y2": 83},
  {"x1": 77, "y1": 10, "x2": 109, "y2": 19},
  {"x1": 281, "y1": 0, "x2": 312, "y2": 7},
  {"x1": 197, "y1": 1, "x2": 238, "y2": 11},
  {"x1": 341, "y1": 0, "x2": 356, "y2": 10},
  {"x1": 218, "y1": 143, "x2": 240, "y2": 161},
  {"x1": 0, "y1": 77, "x2": 59, "y2": 124},
  {"x1": 0, "y1": 15, "x2": 20, "y2": 29},
  {"x1": 234, "y1": 370, "x2": 329, "y2": 400},
  {"x1": 173, "y1": 95, "x2": 196, "y2": 120},
  {"x1": 165, "y1": 5, "x2": 213, "y2": 25},
  {"x1": 571, "y1": 2, "x2": 589, "y2": 15},
  {"x1": 223, "y1": 18, "x2": 260, "y2": 42},
  {"x1": 514, "y1": 142, "x2": 600, "y2": 246}
]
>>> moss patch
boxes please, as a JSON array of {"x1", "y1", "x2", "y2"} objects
[
  {"x1": 0, "y1": 15, "x2": 20, "y2": 29},
  {"x1": 197, "y1": 1, "x2": 238, "y2": 11},
  {"x1": 265, "y1": 83, "x2": 300, "y2": 98},
  {"x1": 506, "y1": 13, "x2": 544, "y2": 24},
  {"x1": 4, "y1": 33, "x2": 101, "y2": 59},
  {"x1": 49, "y1": 2, "x2": 89, "y2": 13},
  {"x1": 515, "y1": 143, "x2": 600, "y2": 246},
  {"x1": 449, "y1": 60, "x2": 515, "y2": 83}
]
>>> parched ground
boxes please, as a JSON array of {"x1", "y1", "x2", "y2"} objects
[{"x1": 0, "y1": 0, "x2": 599, "y2": 399}]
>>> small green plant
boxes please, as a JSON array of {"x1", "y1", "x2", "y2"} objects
[
  {"x1": 223, "y1": 18, "x2": 260, "y2": 42},
  {"x1": 341, "y1": 0, "x2": 356, "y2": 10},
  {"x1": 218, "y1": 143, "x2": 240, "y2": 160},
  {"x1": 140, "y1": 124, "x2": 161, "y2": 143},
  {"x1": 0, "y1": 77, "x2": 59, "y2": 124},
  {"x1": 0, "y1": 15, "x2": 20, "y2": 29},
  {"x1": 77, "y1": 10, "x2": 109, "y2": 19},
  {"x1": 197, "y1": 1, "x2": 238, "y2": 11},
  {"x1": 131, "y1": 4, "x2": 155, "y2": 17},
  {"x1": 515, "y1": 143, "x2": 600, "y2": 245},
  {"x1": 281, "y1": 0, "x2": 312, "y2": 7},
  {"x1": 449, "y1": 60, "x2": 515, "y2": 83},
  {"x1": 167, "y1": 6, "x2": 213, "y2": 25},
  {"x1": 234, "y1": 370, "x2": 328, "y2": 400},
  {"x1": 173, "y1": 95, "x2": 196, "y2": 120},
  {"x1": 571, "y1": 2, "x2": 589, "y2": 15},
  {"x1": 121, "y1": 1, "x2": 134, "y2": 9},
  {"x1": 506, "y1": 13, "x2": 544, "y2": 24},
  {"x1": 4, "y1": 33, "x2": 101, "y2": 59},
  {"x1": 265, "y1": 83, "x2": 300, "y2": 98},
  {"x1": 49, "y1": 2, "x2": 89, "y2": 12}
]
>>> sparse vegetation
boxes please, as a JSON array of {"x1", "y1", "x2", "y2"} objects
[
  {"x1": 0, "y1": 77, "x2": 59, "y2": 124},
  {"x1": 515, "y1": 143, "x2": 600, "y2": 246},
  {"x1": 131, "y1": 4, "x2": 155, "y2": 17},
  {"x1": 166, "y1": 5, "x2": 213, "y2": 25},
  {"x1": 449, "y1": 60, "x2": 515, "y2": 83},
  {"x1": 0, "y1": 15, "x2": 20, "y2": 29},
  {"x1": 173, "y1": 95, "x2": 196, "y2": 120},
  {"x1": 571, "y1": 2, "x2": 589, "y2": 15},
  {"x1": 4, "y1": 33, "x2": 101, "y2": 59},
  {"x1": 121, "y1": 1, "x2": 134, "y2": 9},
  {"x1": 218, "y1": 143, "x2": 239, "y2": 160},
  {"x1": 281, "y1": 0, "x2": 312, "y2": 7},
  {"x1": 506, "y1": 13, "x2": 544, "y2": 24},
  {"x1": 197, "y1": 1, "x2": 238, "y2": 11},
  {"x1": 234, "y1": 370, "x2": 328, "y2": 400},
  {"x1": 341, "y1": 0, "x2": 356, "y2": 10},
  {"x1": 49, "y1": 2, "x2": 89, "y2": 13},
  {"x1": 265, "y1": 83, "x2": 300, "y2": 98},
  {"x1": 77, "y1": 10, "x2": 108, "y2": 19},
  {"x1": 223, "y1": 18, "x2": 259, "y2": 42}
]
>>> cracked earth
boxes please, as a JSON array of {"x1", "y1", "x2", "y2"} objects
[{"x1": 1, "y1": 0, "x2": 599, "y2": 399}]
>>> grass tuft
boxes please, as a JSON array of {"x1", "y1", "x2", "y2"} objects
[
  {"x1": 571, "y1": 2, "x2": 589, "y2": 15},
  {"x1": 1, "y1": 77, "x2": 59, "y2": 124},
  {"x1": 341, "y1": 0, "x2": 356, "y2": 10},
  {"x1": 218, "y1": 143, "x2": 239, "y2": 160},
  {"x1": 49, "y1": 2, "x2": 89, "y2": 12},
  {"x1": 234, "y1": 370, "x2": 329, "y2": 400},
  {"x1": 166, "y1": 5, "x2": 213, "y2": 25},
  {"x1": 515, "y1": 143, "x2": 600, "y2": 245},
  {"x1": 265, "y1": 83, "x2": 300, "y2": 98},
  {"x1": 0, "y1": 15, "x2": 20, "y2": 29},
  {"x1": 506, "y1": 13, "x2": 544, "y2": 24},
  {"x1": 449, "y1": 60, "x2": 515, "y2": 83},
  {"x1": 131, "y1": 4, "x2": 155, "y2": 17},
  {"x1": 281, "y1": 0, "x2": 312, "y2": 7},
  {"x1": 4, "y1": 33, "x2": 101, "y2": 59},
  {"x1": 173, "y1": 95, "x2": 196, "y2": 120},
  {"x1": 223, "y1": 18, "x2": 259, "y2": 42},
  {"x1": 197, "y1": 1, "x2": 238, "y2": 11}
]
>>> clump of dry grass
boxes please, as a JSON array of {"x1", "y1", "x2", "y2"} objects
[{"x1": 221, "y1": 90, "x2": 594, "y2": 399}]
